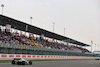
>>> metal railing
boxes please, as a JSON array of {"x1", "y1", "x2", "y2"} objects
[{"x1": 0, "y1": 43, "x2": 99, "y2": 57}]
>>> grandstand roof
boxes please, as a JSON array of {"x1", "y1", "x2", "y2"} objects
[{"x1": 0, "y1": 14, "x2": 90, "y2": 46}]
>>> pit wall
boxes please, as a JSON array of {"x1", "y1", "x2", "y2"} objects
[{"x1": 0, "y1": 54, "x2": 100, "y2": 60}]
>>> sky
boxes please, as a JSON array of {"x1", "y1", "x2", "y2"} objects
[{"x1": 0, "y1": 0, "x2": 100, "y2": 52}]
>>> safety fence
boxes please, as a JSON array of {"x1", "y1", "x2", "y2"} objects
[
  {"x1": 0, "y1": 43, "x2": 98, "y2": 57},
  {"x1": 0, "y1": 54, "x2": 100, "y2": 60}
]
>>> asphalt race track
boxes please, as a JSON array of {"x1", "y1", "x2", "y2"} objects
[{"x1": 0, "y1": 60, "x2": 100, "y2": 67}]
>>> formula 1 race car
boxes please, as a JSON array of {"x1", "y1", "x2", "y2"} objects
[{"x1": 12, "y1": 58, "x2": 32, "y2": 65}]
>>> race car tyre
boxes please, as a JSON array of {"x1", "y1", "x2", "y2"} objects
[
  {"x1": 17, "y1": 62, "x2": 21, "y2": 65},
  {"x1": 29, "y1": 61, "x2": 32, "y2": 65},
  {"x1": 95, "y1": 59, "x2": 99, "y2": 60},
  {"x1": 22, "y1": 61, "x2": 25, "y2": 65},
  {"x1": 12, "y1": 60, "x2": 15, "y2": 64}
]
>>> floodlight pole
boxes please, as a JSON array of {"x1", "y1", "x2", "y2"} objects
[
  {"x1": 1, "y1": 4, "x2": 4, "y2": 15},
  {"x1": 91, "y1": 41, "x2": 93, "y2": 53},
  {"x1": 64, "y1": 28, "x2": 65, "y2": 36},
  {"x1": 53, "y1": 22, "x2": 55, "y2": 32},
  {"x1": 95, "y1": 44, "x2": 96, "y2": 51},
  {"x1": 30, "y1": 17, "x2": 33, "y2": 25},
  {"x1": 97, "y1": 45, "x2": 99, "y2": 50}
]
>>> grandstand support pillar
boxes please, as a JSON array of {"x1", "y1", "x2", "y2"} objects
[
  {"x1": 14, "y1": 27, "x2": 16, "y2": 33},
  {"x1": 0, "y1": 25, "x2": 2, "y2": 31},
  {"x1": 25, "y1": 25, "x2": 28, "y2": 36},
  {"x1": 20, "y1": 31, "x2": 22, "y2": 36},
  {"x1": 45, "y1": 37, "x2": 46, "y2": 40},
  {"x1": 36, "y1": 34, "x2": 37, "y2": 38},
  {"x1": 14, "y1": 28, "x2": 15, "y2": 33},
  {"x1": 67, "y1": 42, "x2": 69, "y2": 46},
  {"x1": 76, "y1": 44, "x2": 77, "y2": 47},
  {"x1": 11, "y1": 28, "x2": 12, "y2": 33}
]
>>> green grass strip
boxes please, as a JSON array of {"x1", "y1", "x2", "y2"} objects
[
  {"x1": 0, "y1": 60, "x2": 12, "y2": 63},
  {"x1": 0, "y1": 59, "x2": 93, "y2": 63}
]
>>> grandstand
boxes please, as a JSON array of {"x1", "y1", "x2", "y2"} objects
[{"x1": 0, "y1": 14, "x2": 99, "y2": 57}]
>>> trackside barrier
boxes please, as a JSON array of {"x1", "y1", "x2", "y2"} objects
[{"x1": 0, "y1": 54, "x2": 100, "y2": 60}]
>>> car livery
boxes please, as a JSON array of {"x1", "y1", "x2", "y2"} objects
[{"x1": 12, "y1": 58, "x2": 32, "y2": 65}]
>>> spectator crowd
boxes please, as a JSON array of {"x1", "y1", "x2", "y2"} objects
[{"x1": 0, "y1": 28, "x2": 91, "y2": 53}]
